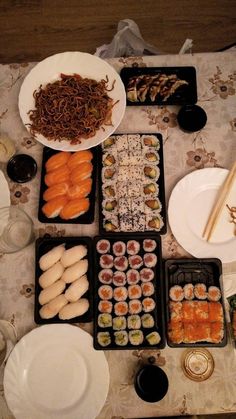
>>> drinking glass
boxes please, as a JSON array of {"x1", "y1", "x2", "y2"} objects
[{"x1": 0, "y1": 206, "x2": 34, "y2": 253}]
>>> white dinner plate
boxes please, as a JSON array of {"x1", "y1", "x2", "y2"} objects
[
  {"x1": 3, "y1": 324, "x2": 109, "y2": 419},
  {"x1": 18, "y1": 51, "x2": 126, "y2": 151},
  {"x1": 168, "y1": 168, "x2": 236, "y2": 263},
  {"x1": 0, "y1": 170, "x2": 10, "y2": 208}
]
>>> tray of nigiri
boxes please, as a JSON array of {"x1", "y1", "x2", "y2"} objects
[
  {"x1": 120, "y1": 66, "x2": 197, "y2": 106},
  {"x1": 35, "y1": 237, "x2": 93, "y2": 324},
  {"x1": 38, "y1": 147, "x2": 97, "y2": 223},
  {"x1": 93, "y1": 236, "x2": 165, "y2": 350},
  {"x1": 98, "y1": 133, "x2": 166, "y2": 235},
  {"x1": 165, "y1": 258, "x2": 227, "y2": 347}
]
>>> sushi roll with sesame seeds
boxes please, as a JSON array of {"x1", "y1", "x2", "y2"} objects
[
  {"x1": 102, "y1": 136, "x2": 116, "y2": 150},
  {"x1": 194, "y1": 283, "x2": 207, "y2": 300},
  {"x1": 102, "y1": 167, "x2": 116, "y2": 182},
  {"x1": 141, "y1": 282, "x2": 154, "y2": 297},
  {"x1": 102, "y1": 183, "x2": 116, "y2": 199},
  {"x1": 98, "y1": 300, "x2": 113, "y2": 313},
  {"x1": 127, "y1": 134, "x2": 142, "y2": 150},
  {"x1": 115, "y1": 135, "x2": 129, "y2": 151},
  {"x1": 114, "y1": 301, "x2": 128, "y2": 316},
  {"x1": 143, "y1": 165, "x2": 160, "y2": 181},
  {"x1": 127, "y1": 315, "x2": 141, "y2": 330},
  {"x1": 127, "y1": 269, "x2": 140, "y2": 285},
  {"x1": 129, "y1": 299, "x2": 142, "y2": 314},
  {"x1": 126, "y1": 240, "x2": 140, "y2": 255},
  {"x1": 97, "y1": 332, "x2": 111, "y2": 347},
  {"x1": 143, "y1": 297, "x2": 156, "y2": 312},
  {"x1": 128, "y1": 255, "x2": 143, "y2": 270},
  {"x1": 140, "y1": 268, "x2": 154, "y2": 282},
  {"x1": 144, "y1": 150, "x2": 160, "y2": 163},
  {"x1": 114, "y1": 331, "x2": 128, "y2": 346},
  {"x1": 113, "y1": 286, "x2": 128, "y2": 302},
  {"x1": 143, "y1": 239, "x2": 157, "y2": 252},
  {"x1": 143, "y1": 253, "x2": 157, "y2": 268},
  {"x1": 98, "y1": 285, "x2": 113, "y2": 300},
  {"x1": 129, "y1": 330, "x2": 144, "y2": 346},
  {"x1": 132, "y1": 214, "x2": 146, "y2": 232},
  {"x1": 208, "y1": 286, "x2": 221, "y2": 301},
  {"x1": 98, "y1": 269, "x2": 113, "y2": 284},
  {"x1": 141, "y1": 134, "x2": 160, "y2": 149},
  {"x1": 113, "y1": 271, "x2": 126, "y2": 287},
  {"x1": 102, "y1": 199, "x2": 118, "y2": 214},
  {"x1": 144, "y1": 198, "x2": 162, "y2": 213},
  {"x1": 116, "y1": 181, "x2": 128, "y2": 198},
  {"x1": 113, "y1": 316, "x2": 127, "y2": 330},
  {"x1": 98, "y1": 313, "x2": 112, "y2": 328},
  {"x1": 119, "y1": 214, "x2": 133, "y2": 232},
  {"x1": 146, "y1": 331, "x2": 161, "y2": 346},
  {"x1": 169, "y1": 285, "x2": 184, "y2": 302},
  {"x1": 146, "y1": 214, "x2": 164, "y2": 231},
  {"x1": 128, "y1": 285, "x2": 142, "y2": 300},
  {"x1": 102, "y1": 152, "x2": 117, "y2": 167},
  {"x1": 112, "y1": 241, "x2": 126, "y2": 256},
  {"x1": 96, "y1": 239, "x2": 111, "y2": 254},
  {"x1": 127, "y1": 182, "x2": 141, "y2": 198},
  {"x1": 183, "y1": 283, "x2": 194, "y2": 300},
  {"x1": 100, "y1": 254, "x2": 114, "y2": 269},
  {"x1": 114, "y1": 256, "x2": 128, "y2": 271},
  {"x1": 141, "y1": 313, "x2": 155, "y2": 328},
  {"x1": 103, "y1": 217, "x2": 120, "y2": 232},
  {"x1": 143, "y1": 182, "x2": 159, "y2": 196}
]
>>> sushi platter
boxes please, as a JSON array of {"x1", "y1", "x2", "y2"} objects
[
  {"x1": 99, "y1": 133, "x2": 166, "y2": 235},
  {"x1": 120, "y1": 66, "x2": 197, "y2": 106},
  {"x1": 165, "y1": 258, "x2": 227, "y2": 348},
  {"x1": 38, "y1": 147, "x2": 97, "y2": 224},
  {"x1": 35, "y1": 237, "x2": 94, "y2": 324},
  {"x1": 93, "y1": 236, "x2": 165, "y2": 350}
]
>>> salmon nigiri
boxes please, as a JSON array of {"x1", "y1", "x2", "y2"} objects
[
  {"x1": 44, "y1": 165, "x2": 70, "y2": 187},
  {"x1": 67, "y1": 150, "x2": 93, "y2": 171},
  {"x1": 45, "y1": 151, "x2": 71, "y2": 172},
  {"x1": 70, "y1": 162, "x2": 93, "y2": 185},
  {"x1": 67, "y1": 178, "x2": 92, "y2": 200},
  {"x1": 43, "y1": 182, "x2": 70, "y2": 202},
  {"x1": 60, "y1": 198, "x2": 90, "y2": 220},
  {"x1": 42, "y1": 196, "x2": 68, "y2": 218}
]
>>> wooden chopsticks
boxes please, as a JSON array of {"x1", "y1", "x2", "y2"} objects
[{"x1": 202, "y1": 161, "x2": 236, "y2": 242}]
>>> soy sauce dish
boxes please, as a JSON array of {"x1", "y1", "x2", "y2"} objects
[{"x1": 134, "y1": 364, "x2": 169, "y2": 403}]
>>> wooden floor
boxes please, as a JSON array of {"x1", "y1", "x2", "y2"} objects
[{"x1": 0, "y1": 0, "x2": 236, "y2": 63}]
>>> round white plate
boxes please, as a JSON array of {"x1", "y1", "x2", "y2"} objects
[
  {"x1": 168, "y1": 168, "x2": 236, "y2": 263},
  {"x1": 18, "y1": 51, "x2": 126, "y2": 151},
  {"x1": 3, "y1": 324, "x2": 109, "y2": 419},
  {"x1": 0, "y1": 170, "x2": 10, "y2": 208}
]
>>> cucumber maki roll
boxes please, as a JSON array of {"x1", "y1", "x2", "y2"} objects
[
  {"x1": 129, "y1": 330, "x2": 144, "y2": 346},
  {"x1": 141, "y1": 313, "x2": 155, "y2": 328},
  {"x1": 98, "y1": 313, "x2": 112, "y2": 328},
  {"x1": 113, "y1": 316, "x2": 127, "y2": 330},
  {"x1": 127, "y1": 315, "x2": 141, "y2": 330},
  {"x1": 97, "y1": 332, "x2": 111, "y2": 347},
  {"x1": 114, "y1": 331, "x2": 128, "y2": 346},
  {"x1": 146, "y1": 331, "x2": 161, "y2": 345}
]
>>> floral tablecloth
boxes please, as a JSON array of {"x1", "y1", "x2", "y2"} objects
[{"x1": 0, "y1": 51, "x2": 236, "y2": 419}]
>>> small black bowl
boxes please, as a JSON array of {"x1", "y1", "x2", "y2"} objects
[
  {"x1": 134, "y1": 364, "x2": 169, "y2": 403},
  {"x1": 7, "y1": 154, "x2": 37, "y2": 183},
  {"x1": 177, "y1": 104, "x2": 207, "y2": 132}
]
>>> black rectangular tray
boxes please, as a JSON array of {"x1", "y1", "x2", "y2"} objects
[
  {"x1": 120, "y1": 66, "x2": 197, "y2": 106},
  {"x1": 165, "y1": 258, "x2": 227, "y2": 348},
  {"x1": 35, "y1": 237, "x2": 93, "y2": 324},
  {"x1": 38, "y1": 146, "x2": 97, "y2": 224},
  {"x1": 98, "y1": 133, "x2": 167, "y2": 236},
  {"x1": 93, "y1": 235, "x2": 165, "y2": 350}
]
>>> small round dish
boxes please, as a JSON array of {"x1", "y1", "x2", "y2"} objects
[
  {"x1": 181, "y1": 348, "x2": 214, "y2": 381},
  {"x1": 7, "y1": 154, "x2": 37, "y2": 183},
  {"x1": 177, "y1": 104, "x2": 207, "y2": 132},
  {"x1": 134, "y1": 364, "x2": 169, "y2": 403}
]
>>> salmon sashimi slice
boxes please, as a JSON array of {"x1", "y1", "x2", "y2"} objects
[
  {"x1": 70, "y1": 162, "x2": 93, "y2": 185},
  {"x1": 43, "y1": 182, "x2": 70, "y2": 201},
  {"x1": 60, "y1": 197, "x2": 90, "y2": 220},
  {"x1": 67, "y1": 150, "x2": 93, "y2": 171},
  {"x1": 45, "y1": 151, "x2": 71, "y2": 172},
  {"x1": 44, "y1": 165, "x2": 70, "y2": 187},
  {"x1": 67, "y1": 178, "x2": 92, "y2": 200},
  {"x1": 42, "y1": 196, "x2": 68, "y2": 218}
]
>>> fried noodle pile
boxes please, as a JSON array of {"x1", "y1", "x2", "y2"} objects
[{"x1": 28, "y1": 74, "x2": 118, "y2": 144}]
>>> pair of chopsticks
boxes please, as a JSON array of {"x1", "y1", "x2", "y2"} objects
[{"x1": 202, "y1": 161, "x2": 236, "y2": 242}]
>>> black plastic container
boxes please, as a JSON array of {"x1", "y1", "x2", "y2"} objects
[
  {"x1": 35, "y1": 237, "x2": 93, "y2": 324},
  {"x1": 165, "y1": 258, "x2": 227, "y2": 348},
  {"x1": 120, "y1": 66, "x2": 197, "y2": 106},
  {"x1": 98, "y1": 133, "x2": 167, "y2": 236},
  {"x1": 38, "y1": 146, "x2": 97, "y2": 224},
  {"x1": 93, "y1": 235, "x2": 165, "y2": 350}
]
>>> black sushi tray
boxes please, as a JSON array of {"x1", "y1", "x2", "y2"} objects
[
  {"x1": 93, "y1": 235, "x2": 166, "y2": 350},
  {"x1": 120, "y1": 66, "x2": 197, "y2": 106},
  {"x1": 98, "y1": 133, "x2": 167, "y2": 236},
  {"x1": 34, "y1": 237, "x2": 94, "y2": 324},
  {"x1": 38, "y1": 146, "x2": 97, "y2": 224},
  {"x1": 164, "y1": 258, "x2": 227, "y2": 348}
]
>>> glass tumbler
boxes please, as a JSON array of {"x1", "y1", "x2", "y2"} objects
[{"x1": 0, "y1": 206, "x2": 34, "y2": 253}]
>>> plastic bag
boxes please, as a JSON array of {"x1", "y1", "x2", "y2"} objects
[{"x1": 94, "y1": 19, "x2": 193, "y2": 58}]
